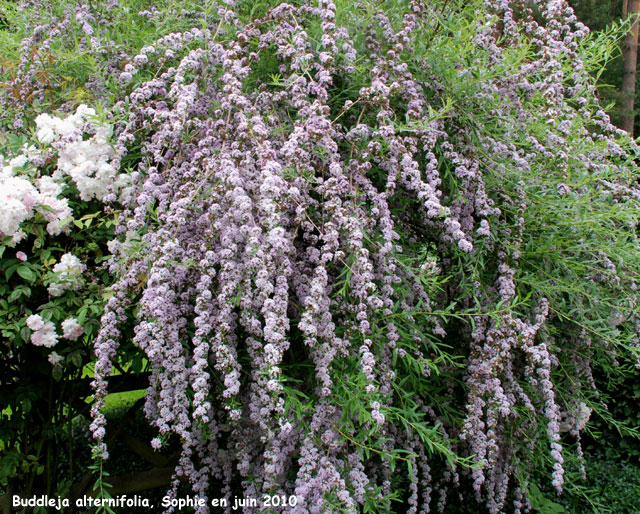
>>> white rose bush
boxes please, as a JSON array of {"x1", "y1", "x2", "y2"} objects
[
  {"x1": 0, "y1": 103, "x2": 126, "y2": 507},
  {"x1": 1, "y1": 0, "x2": 640, "y2": 513}
]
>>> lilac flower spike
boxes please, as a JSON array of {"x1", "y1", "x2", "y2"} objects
[{"x1": 79, "y1": 1, "x2": 640, "y2": 512}]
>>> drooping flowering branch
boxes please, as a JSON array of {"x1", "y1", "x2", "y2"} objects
[{"x1": 27, "y1": 0, "x2": 632, "y2": 512}]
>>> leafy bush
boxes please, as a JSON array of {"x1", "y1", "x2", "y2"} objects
[
  {"x1": 0, "y1": 107, "x2": 122, "y2": 499},
  {"x1": 583, "y1": 363, "x2": 640, "y2": 462},
  {"x1": 560, "y1": 451, "x2": 640, "y2": 513}
]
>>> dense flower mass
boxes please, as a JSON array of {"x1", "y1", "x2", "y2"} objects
[
  {"x1": 0, "y1": 105, "x2": 127, "y2": 246},
  {"x1": 35, "y1": 105, "x2": 130, "y2": 202},
  {"x1": 82, "y1": 0, "x2": 640, "y2": 512},
  {"x1": 47, "y1": 351, "x2": 64, "y2": 366},
  {"x1": 48, "y1": 253, "x2": 86, "y2": 297},
  {"x1": 61, "y1": 317, "x2": 84, "y2": 340},
  {"x1": 26, "y1": 314, "x2": 58, "y2": 348},
  {"x1": 0, "y1": 151, "x2": 72, "y2": 242},
  {"x1": 2, "y1": 0, "x2": 640, "y2": 513}
]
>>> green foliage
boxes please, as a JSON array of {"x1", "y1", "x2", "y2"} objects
[
  {"x1": 585, "y1": 362, "x2": 640, "y2": 461},
  {"x1": 88, "y1": 461, "x2": 116, "y2": 514},
  {"x1": 568, "y1": 1, "x2": 635, "y2": 131},
  {"x1": 561, "y1": 452, "x2": 640, "y2": 513},
  {"x1": 529, "y1": 483, "x2": 568, "y2": 514},
  {"x1": 0, "y1": 0, "x2": 222, "y2": 124}
]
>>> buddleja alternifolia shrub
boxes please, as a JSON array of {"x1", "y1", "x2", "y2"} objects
[{"x1": 3, "y1": 0, "x2": 640, "y2": 512}]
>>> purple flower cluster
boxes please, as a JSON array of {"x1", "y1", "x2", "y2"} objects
[{"x1": 79, "y1": 0, "x2": 640, "y2": 512}]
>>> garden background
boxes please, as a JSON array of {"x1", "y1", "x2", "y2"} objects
[{"x1": 1, "y1": 0, "x2": 640, "y2": 513}]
